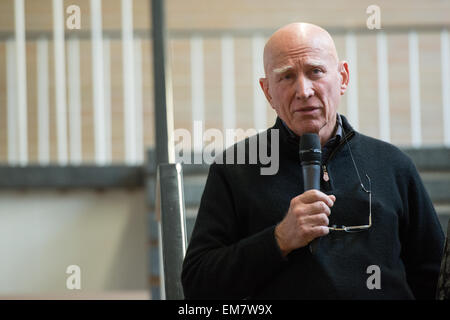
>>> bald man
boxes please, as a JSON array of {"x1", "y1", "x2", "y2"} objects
[{"x1": 182, "y1": 23, "x2": 444, "y2": 299}]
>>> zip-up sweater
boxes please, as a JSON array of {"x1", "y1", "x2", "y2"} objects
[{"x1": 181, "y1": 115, "x2": 444, "y2": 299}]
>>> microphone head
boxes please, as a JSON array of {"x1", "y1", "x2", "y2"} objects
[{"x1": 299, "y1": 133, "x2": 321, "y2": 165}]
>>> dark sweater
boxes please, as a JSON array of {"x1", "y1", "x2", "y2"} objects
[{"x1": 181, "y1": 116, "x2": 444, "y2": 299}]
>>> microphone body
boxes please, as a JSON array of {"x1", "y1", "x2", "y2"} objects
[
  {"x1": 301, "y1": 165, "x2": 321, "y2": 190},
  {"x1": 299, "y1": 133, "x2": 322, "y2": 191},
  {"x1": 299, "y1": 133, "x2": 322, "y2": 254}
]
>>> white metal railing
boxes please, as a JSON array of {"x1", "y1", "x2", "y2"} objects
[
  {"x1": 441, "y1": 29, "x2": 450, "y2": 146},
  {"x1": 3, "y1": 0, "x2": 450, "y2": 167},
  {"x1": 36, "y1": 37, "x2": 50, "y2": 165},
  {"x1": 91, "y1": 0, "x2": 106, "y2": 165},
  {"x1": 377, "y1": 31, "x2": 390, "y2": 142},
  {"x1": 6, "y1": 0, "x2": 146, "y2": 166},
  {"x1": 53, "y1": 0, "x2": 68, "y2": 165},
  {"x1": 187, "y1": 28, "x2": 450, "y2": 149},
  {"x1": 409, "y1": 31, "x2": 422, "y2": 147},
  {"x1": 252, "y1": 34, "x2": 267, "y2": 131},
  {"x1": 345, "y1": 31, "x2": 359, "y2": 132},
  {"x1": 12, "y1": 0, "x2": 27, "y2": 166}
]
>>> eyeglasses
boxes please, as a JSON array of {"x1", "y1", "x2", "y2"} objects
[
  {"x1": 326, "y1": 117, "x2": 372, "y2": 233},
  {"x1": 309, "y1": 117, "x2": 374, "y2": 254},
  {"x1": 328, "y1": 174, "x2": 372, "y2": 233}
]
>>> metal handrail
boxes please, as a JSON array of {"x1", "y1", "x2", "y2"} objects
[{"x1": 155, "y1": 163, "x2": 187, "y2": 300}]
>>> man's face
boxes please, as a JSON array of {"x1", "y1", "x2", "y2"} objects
[{"x1": 260, "y1": 28, "x2": 349, "y2": 141}]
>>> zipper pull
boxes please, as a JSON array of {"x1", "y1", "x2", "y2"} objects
[{"x1": 322, "y1": 165, "x2": 329, "y2": 182}]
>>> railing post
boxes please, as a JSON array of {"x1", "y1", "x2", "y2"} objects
[
  {"x1": 150, "y1": 0, "x2": 175, "y2": 299},
  {"x1": 156, "y1": 163, "x2": 187, "y2": 300}
]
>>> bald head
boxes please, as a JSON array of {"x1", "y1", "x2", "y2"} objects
[
  {"x1": 263, "y1": 23, "x2": 339, "y2": 76},
  {"x1": 259, "y1": 22, "x2": 349, "y2": 144}
]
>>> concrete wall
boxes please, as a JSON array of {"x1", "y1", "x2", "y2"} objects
[{"x1": 0, "y1": 189, "x2": 148, "y2": 298}]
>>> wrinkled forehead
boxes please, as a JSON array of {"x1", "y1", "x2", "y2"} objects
[
  {"x1": 264, "y1": 30, "x2": 339, "y2": 73},
  {"x1": 272, "y1": 46, "x2": 330, "y2": 66}
]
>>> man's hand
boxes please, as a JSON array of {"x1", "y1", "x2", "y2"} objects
[{"x1": 274, "y1": 190, "x2": 335, "y2": 257}]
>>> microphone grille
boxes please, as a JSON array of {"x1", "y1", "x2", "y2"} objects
[{"x1": 299, "y1": 133, "x2": 321, "y2": 163}]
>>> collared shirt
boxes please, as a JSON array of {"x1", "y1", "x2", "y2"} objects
[{"x1": 280, "y1": 113, "x2": 343, "y2": 163}]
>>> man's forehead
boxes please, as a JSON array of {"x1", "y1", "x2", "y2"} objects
[
  {"x1": 272, "y1": 59, "x2": 324, "y2": 73},
  {"x1": 263, "y1": 23, "x2": 339, "y2": 74},
  {"x1": 269, "y1": 46, "x2": 334, "y2": 72},
  {"x1": 274, "y1": 37, "x2": 336, "y2": 60}
]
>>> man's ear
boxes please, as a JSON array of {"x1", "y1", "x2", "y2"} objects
[
  {"x1": 259, "y1": 78, "x2": 272, "y2": 104},
  {"x1": 339, "y1": 61, "x2": 349, "y2": 95}
]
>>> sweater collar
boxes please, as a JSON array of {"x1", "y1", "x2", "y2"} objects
[
  {"x1": 273, "y1": 113, "x2": 355, "y2": 149},
  {"x1": 280, "y1": 114, "x2": 343, "y2": 142}
]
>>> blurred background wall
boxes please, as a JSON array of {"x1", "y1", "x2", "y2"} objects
[{"x1": 0, "y1": 0, "x2": 448, "y2": 298}]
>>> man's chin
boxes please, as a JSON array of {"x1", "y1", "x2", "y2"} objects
[{"x1": 291, "y1": 120, "x2": 322, "y2": 136}]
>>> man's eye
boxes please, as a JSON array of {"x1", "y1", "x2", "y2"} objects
[
  {"x1": 312, "y1": 68, "x2": 323, "y2": 74},
  {"x1": 283, "y1": 74, "x2": 293, "y2": 80}
]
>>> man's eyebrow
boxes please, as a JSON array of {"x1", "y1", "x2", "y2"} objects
[
  {"x1": 306, "y1": 60, "x2": 325, "y2": 68},
  {"x1": 272, "y1": 61, "x2": 326, "y2": 74},
  {"x1": 272, "y1": 65, "x2": 293, "y2": 74}
]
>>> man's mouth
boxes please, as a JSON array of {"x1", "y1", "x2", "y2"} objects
[{"x1": 294, "y1": 106, "x2": 321, "y2": 114}]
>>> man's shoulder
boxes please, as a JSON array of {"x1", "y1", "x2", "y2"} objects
[
  {"x1": 212, "y1": 128, "x2": 274, "y2": 163},
  {"x1": 209, "y1": 127, "x2": 281, "y2": 177},
  {"x1": 355, "y1": 132, "x2": 415, "y2": 169}
]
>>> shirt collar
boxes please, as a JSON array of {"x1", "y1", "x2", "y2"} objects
[{"x1": 281, "y1": 113, "x2": 343, "y2": 142}]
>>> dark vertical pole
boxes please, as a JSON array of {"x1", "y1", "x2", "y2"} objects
[
  {"x1": 149, "y1": 0, "x2": 171, "y2": 300},
  {"x1": 158, "y1": 163, "x2": 187, "y2": 299},
  {"x1": 151, "y1": 0, "x2": 170, "y2": 165}
]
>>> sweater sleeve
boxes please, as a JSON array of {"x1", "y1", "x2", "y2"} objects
[
  {"x1": 400, "y1": 160, "x2": 445, "y2": 299},
  {"x1": 181, "y1": 163, "x2": 287, "y2": 299}
]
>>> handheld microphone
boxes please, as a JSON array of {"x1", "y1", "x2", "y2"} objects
[
  {"x1": 299, "y1": 133, "x2": 321, "y2": 191},
  {"x1": 299, "y1": 133, "x2": 322, "y2": 254}
]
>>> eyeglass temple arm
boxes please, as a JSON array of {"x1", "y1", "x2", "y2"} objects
[{"x1": 361, "y1": 174, "x2": 371, "y2": 193}]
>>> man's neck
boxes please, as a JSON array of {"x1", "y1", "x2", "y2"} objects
[
  {"x1": 319, "y1": 115, "x2": 339, "y2": 146},
  {"x1": 281, "y1": 114, "x2": 340, "y2": 146}
]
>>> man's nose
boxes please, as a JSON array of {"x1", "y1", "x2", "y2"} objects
[{"x1": 295, "y1": 75, "x2": 314, "y2": 100}]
